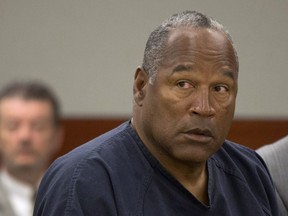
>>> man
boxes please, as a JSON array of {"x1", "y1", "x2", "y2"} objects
[
  {"x1": 257, "y1": 136, "x2": 288, "y2": 215},
  {"x1": 34, "y1": 11, "x2": 279, "y2": 215},
  {"x1": 0, "y1": 81, "x2": 63, "y2": 216}
]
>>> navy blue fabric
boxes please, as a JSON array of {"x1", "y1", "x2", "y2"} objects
[{"x1": 34, "y1": 121, "x2": 279, "y2": 216}]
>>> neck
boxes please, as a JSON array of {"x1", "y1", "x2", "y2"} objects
[
  {"x1": 131, "y1": 116, "x2": 209, "y2": 204},
  {"x1": 162, "y1": 159, "x2": 209, "y2": 205},
  {"x1": 5, "y1": 167, "x2": 43, "y2": 187}
]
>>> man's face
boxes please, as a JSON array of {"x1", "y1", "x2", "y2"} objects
[
  {"x1": 0, "y1": 97, "x2": 61, "y2": 173},
  {"x1": 134, "y1": 28, "x2": 238, "y2": 164}
]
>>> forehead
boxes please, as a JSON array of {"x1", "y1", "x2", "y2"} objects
[
  {"x1": 162, "y1": 27, "x2": 238, "y2": 72},
  {"x1": 0, "y1": 97, "x2": 53, "y2": 118}
]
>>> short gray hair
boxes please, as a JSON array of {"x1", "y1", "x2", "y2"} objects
[{"x1": 142, "y1": 10, "x2": 239, "y2": 84}]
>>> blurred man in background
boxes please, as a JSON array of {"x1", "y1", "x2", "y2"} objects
[{"x1": 0, "y1": 81, "x2": 63, "y2": 216}]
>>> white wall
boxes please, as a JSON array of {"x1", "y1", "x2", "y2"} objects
[{"x1": 1, "y1": 0, "x2": 287, "y2": 118}]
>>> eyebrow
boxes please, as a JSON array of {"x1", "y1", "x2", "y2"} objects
[
  {"x1": 223, "y1": 71, "x2": 236, "y2": 80},
  {"x1": 172, "y1": 64, "x2": 194, "y2": 73}
]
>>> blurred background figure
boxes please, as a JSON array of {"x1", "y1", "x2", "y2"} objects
[
  {"x1": 257, "y1": 136, "x2": 288, "y2": 216},
  {"x1": 0, "y1": 81, "x2": 63, "y2": 216}
]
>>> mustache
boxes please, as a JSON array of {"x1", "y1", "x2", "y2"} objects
[
  {"x1": 18, "y1": 139, "x2": 32, "y2": 146},
  {"x1": 14, "y1": 140, "x2": 35, "y2": 153}
]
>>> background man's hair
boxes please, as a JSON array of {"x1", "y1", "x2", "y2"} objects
[{"x1": 0, "y1": 80, "x2": 61, "y2": 125}]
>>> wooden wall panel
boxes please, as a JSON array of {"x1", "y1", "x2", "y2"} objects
[
  {"x1": 227, "y1": 119, "x2": 288, "y2": 149},
  {"x1": 54, "y1": 118, "x2": 288, "y2": 161}
]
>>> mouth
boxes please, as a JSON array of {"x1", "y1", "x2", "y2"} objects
[
  {"x1": 15, "y1": 147, "x2": 36, "y2": 156},
  {"x1": 183, "y1": 128, "x2": 213, "y2": 143}
]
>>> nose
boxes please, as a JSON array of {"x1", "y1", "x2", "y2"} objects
[
  {"x1": 189, "y1": 88, "x2": 216, "y2": 117},
  {"x1": 18, "y1": 124, "x2": 33, "y2": 141}
]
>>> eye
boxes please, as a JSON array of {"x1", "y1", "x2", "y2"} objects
[
  {"x1": 32, "y1": 121, "x2": 51, "y2": 132},
  {"x1": 177, "y1": 80, "x2": 193, "y2": 89},
  {"x1": 3, "y1": 121, "x2": 19, "y2": 131},
  {"x1": 214, "y1": 85, "x2": 228, "y2": 93}
]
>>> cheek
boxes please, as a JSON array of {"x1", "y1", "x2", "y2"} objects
[
  {"x1": 147, "y1": 90, "x2": 185, "y2": 123},
  {"x1": 142, "y1": 91, "x2": 178, "y2": 136},
  {"x1": 214, "y1": 101, "x2": 235, "y2": 136},
  {"x1": 0, "y1": 131, "x2": 16, "y2": 148},
  {"x1": 0, "y1": 136, "x2": 18, "y2": 159},
  {"x1": 31, "y1": 131, "x2": 54, "y2": 148},
  {"x1": 213, "y1": 93, "x2": 236, "y2": 113},
  {"x1": 225, "y1": 98, "x2": 236, "y2": 118}
]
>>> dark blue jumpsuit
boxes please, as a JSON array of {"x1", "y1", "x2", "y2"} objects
[{"x1": 34, "y1": 121, "x2": 279, "y2": 216}]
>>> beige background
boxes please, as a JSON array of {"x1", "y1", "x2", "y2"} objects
[{"x1": 1, "y1": 0, "x2": 287, "y2": 118}]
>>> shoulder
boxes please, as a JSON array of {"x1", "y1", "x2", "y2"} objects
[
  {"x1": 212, "y1": 141, "x2": 277, "y2": 209},
  {"x1": 257, "y1": 135, "x2": 288, "y2": 164},
  {"x1": 256, "y1": 136, "x2": 288, "y2": 213},
  {"x1": 255, "y1": 136, "x2": 288, "y2": 185},
  {"x1": 213, "y1": 140, "x2": 265, "y2": 171},
  {"x1": 210, "y1": 141, "x2": 280, "y2": 215},
  {"x1": 0, "y1": 178, "x2": 6, "y2": 194},
  {"x1": 211, "y1": 140, "x2": 273, "y2": 192},
  {"x1": 34, "y1": 121, "x2": 151, "y2": 215},
  {"x1": 40, "y1": 121, "x2": 135, "y2": 184}
]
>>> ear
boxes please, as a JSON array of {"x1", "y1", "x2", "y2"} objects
[{"x1": 133, "y1": 67, "x2": 149, "y2": 106}]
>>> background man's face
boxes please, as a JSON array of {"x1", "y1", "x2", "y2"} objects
[{"x1": 0, "y1": 97, "x2": 60, "y2": 172}]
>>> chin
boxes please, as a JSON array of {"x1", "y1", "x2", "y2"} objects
[{"x1": 14, "y1": 158, "x2": 37, "y2": 168}]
